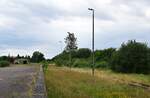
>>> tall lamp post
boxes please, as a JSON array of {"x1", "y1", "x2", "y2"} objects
[{"x1": 88, "y1": 8, "x2": 95, "y2": 76}]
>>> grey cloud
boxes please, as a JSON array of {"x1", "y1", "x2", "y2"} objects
[{"x1": 0, "y1": 0, "x2": 150, "y2": 58}]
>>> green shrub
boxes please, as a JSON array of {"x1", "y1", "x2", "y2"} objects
[
  {"x1": 54, "y1": 59, "x2": 70, "y2": 67},
  {"x1": 0, "y1": 61, "x2": 10, "y2": 67},
  {"x1": 76, "y1": 48, "x2": 91, "y2": 58},
  {"x1": 73, "y1": 59, "x2": 90, "y2": 68},
  {"x1": 54, "y1": 59, "x2": 63, "y2": 66},
  {"x1": 95, "y1": 61, "x2": 109, "y2": 68},
  {"x1": 42, "y1": 61, "x2": 49, "y2": 72},
  {"x1": 110, "y1": 40, "x2": 150, "y2": 74},
  {"x1": 95, "y1": 48, "x2": 116, "y2": 62}
]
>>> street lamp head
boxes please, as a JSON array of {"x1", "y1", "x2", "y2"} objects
[{"x1": 88, "y1": 8, "x2": 94, "y2": 11}]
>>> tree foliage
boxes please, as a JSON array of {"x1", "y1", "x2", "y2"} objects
[
  {"x1": 64, "y1": 32, "x2": 78, "y2": 68},
  {"x1": 110, "y1": 40, "x2": 150, "y2": 74},
  {"x1": 31, "y1": 51, "x2": 45, "y2": 63},
  {"x1": 95, "y1": 48, "x2": 116, "y2": 62},
  {"x1": 76, "y1": 48, "x2": 91, "y2": 58},
  {"x1": 65, "y1": 32, "x2": 78, "y2": 52},
  {"x1": 52, "y1": 40, "x2": 150, "y2": 74},
  {"x1": 0, "y1": 61, "x2": 10, "y2": 67}
]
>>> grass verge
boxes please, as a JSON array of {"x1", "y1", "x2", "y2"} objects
[{"x1": 45, "y1": 66, "x2": 150, "y2": 98}]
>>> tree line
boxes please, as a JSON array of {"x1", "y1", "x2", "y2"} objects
[
  {"x1": 0, "y1": 51, "x2": 45, "y2": 67},
  {"x1": 1, "y1": 32, "x2": 150, "y2": 74},
  {"x1": 52, "y1": 33, "x2": 150, "y2": 74}
]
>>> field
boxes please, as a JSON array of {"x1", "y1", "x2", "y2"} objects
[{"x1": 45, "y1": 65, "x2": 150, "y2": 98}]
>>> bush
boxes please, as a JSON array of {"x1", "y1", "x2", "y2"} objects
[
  {"x1": 54, "y1": 58, "x2": 69, "y2": 67},
  {"x1": 0, "y1": 61, "x2": 10, "y2": 67},
  {"x1": 95, "y1": 48, "x2": 116, "y2": 62},
  {"x1": 95, "y1": 61, "x2": 109, "y2": 68},
  {"x1": 73, "y1": 59, "x2": 90, "y2": 68},
  {"x1": 76, "y1": 48, "x2": 91, "y2": 58},
  {"x1": 42, "y1": 61, "x2": 49, "y2": 72},
  {"x1": 54, "y1": 59, "x2": 64, "y2": 66},
  {"x1": 110, "y1": 40, "x2": 150, "y2": 74}
]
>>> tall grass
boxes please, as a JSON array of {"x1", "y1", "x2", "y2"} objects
[{"x1": 45, "y1": 66, "x2": 150, "y2": 98}]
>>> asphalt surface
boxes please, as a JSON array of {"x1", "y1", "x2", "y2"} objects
[{"x1": 0, "y1": 65, "x2": 38, "y2": 98}]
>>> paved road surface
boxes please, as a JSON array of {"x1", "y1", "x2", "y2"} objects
[{"x1": 0, "y1": 65, "x2": 40, "y2": 98}]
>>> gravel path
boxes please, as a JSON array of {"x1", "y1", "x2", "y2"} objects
[{"x1": 0, "y1": 65, "x2": 38, "y2": 98}]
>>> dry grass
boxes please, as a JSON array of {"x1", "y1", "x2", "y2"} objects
[
  {"x1": 71, "y1": 67, "x2": 150, "y2": 85},
  {"x1": 45, "y1": 66, "x2": 150, "y2": 98}
]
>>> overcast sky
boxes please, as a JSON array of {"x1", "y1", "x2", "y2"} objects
[{"x1": 1, "y1": 0, "x2": 150, "y2": 58}]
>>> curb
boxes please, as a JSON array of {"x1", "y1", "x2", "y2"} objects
[{"x1": 32, "y1": 65, "x2": 47, "y2": 98}]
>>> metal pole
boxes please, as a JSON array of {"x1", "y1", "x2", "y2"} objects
[
  {"x1": 88, "y1": 8, "x2": 95, "y2": 76},
  {"x1": 92, "y1": 9, "x2": 95, "y2": 76}
]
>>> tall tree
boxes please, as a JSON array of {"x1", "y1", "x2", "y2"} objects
[
  {"x1": 65, "y1": 32, "x2": 78, "y2": 68},
  {"x1": 31, "y1": 51, "x2": 45, "y2": 63},
  {"x1": 16, "y1": 54, "x2": 21, "y2": 59}
]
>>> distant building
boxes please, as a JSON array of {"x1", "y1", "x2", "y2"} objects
[{"x1": 14, "y1": 59, "x2": 29, "y2": 64}]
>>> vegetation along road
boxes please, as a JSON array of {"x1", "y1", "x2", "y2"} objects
[{"x1": 45, "y1": 65, "x2": 150, "y2": 98}]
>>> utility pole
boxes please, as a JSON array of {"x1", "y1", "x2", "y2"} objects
[{"x1": 88, "y1": 8, "x2": 95, "y2": 76}]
